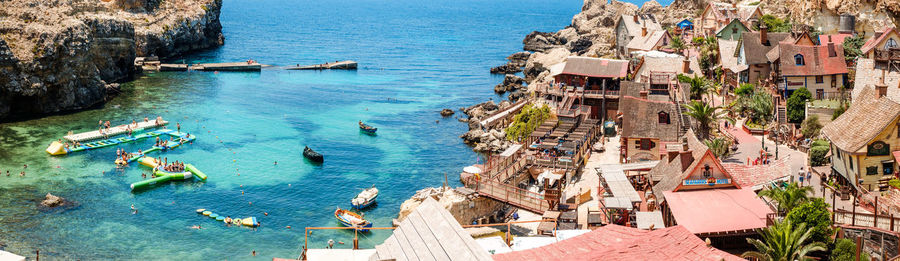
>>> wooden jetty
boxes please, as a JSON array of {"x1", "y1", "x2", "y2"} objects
[
  {"x1": 189, "y1": 62, "x2": 262, "y2": 71},
  {"x1": 64, "y1": 118, "x2": 168, "y2": 142},
  {"x1": 286, "y1": 60, "x2": 357, "y2": 70},
  {"x1": 159, "y1": 64, "x2": 189, "y2": 71}
]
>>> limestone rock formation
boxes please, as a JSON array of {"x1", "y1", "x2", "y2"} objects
[
  {"x1": 0, "y1": 0, "x2": 224, "y2": 120},
  {"x1": 440, "y1": 108, "x2": 455, "y2": 117},
  {"x1": 493, "y1": 74, "x2": 525, "y2": 94},
  {"x1": 397, "y1": 187, "x2": 502, "y2": 225},
  {"x1": 40, "y1": 193, "x2": 69, "y2": 207},
  {"x1": 490, "y1": 63, "x2": 522, "y2": 74}
]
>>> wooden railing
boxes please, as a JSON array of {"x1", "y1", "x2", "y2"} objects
[
  {"x1": 491, "y1": 155, "x2": 529, "y2": 183},
  {"x1": 833, "y1": 209, "x2": 900, "y2": 233},
  {"x1": 471, "y1": 179, "x2": 551, "y2": 213}
]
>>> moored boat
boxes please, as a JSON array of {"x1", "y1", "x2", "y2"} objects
[
  {"x1": 358, "y1": 121, "x2": 377, "y2": 135},
  {"x1": 334, "y1": 207, "x2": 372, "y2": 232},
  {"x1": 351, "y1": 185, "x2": 379, "y2": 209},
  {"x1": 303, "y1": 146, "x2": 324, "y2": 163}
]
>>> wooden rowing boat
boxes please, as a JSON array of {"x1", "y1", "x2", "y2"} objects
[{"x1": 334, "y1": 207, "x2": 372, "y2": 232}]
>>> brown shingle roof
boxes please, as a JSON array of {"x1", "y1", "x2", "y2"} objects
[
  {"x1": 822, "y1": 86, "x2": 900, "y2": 152},
  {"x1": 650, "y1": 130, "x2": 709, "y2": 202},
  {"x1": 620, "y1": 96, "x2": 680, "y2": 142},
  {"x1": 861, "y1": 27, "x2": 898, "y2": 55},
  {"x1": 778, "y1": 42, "x2": 848, "y2": 76},
  {"x1": 741, "y1": 31, "x2": 792, "y2": 64},
  {"x1": 560, "y1": 57, "x2": 629, "y2": 78}
]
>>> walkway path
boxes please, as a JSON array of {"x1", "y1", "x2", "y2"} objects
[{"x1": 719, "y1": 119, "x2": 861, "y2": 213}]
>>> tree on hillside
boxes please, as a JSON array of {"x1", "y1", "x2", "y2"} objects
[
  {"x1": 668, "y1": 35, "x2": 686, "y2": 54},
  {"x1": 735, "y1": 83, "x2": 755, "y2": 96},
  {"x1": 831, "y1": 238, "x2": 871, "y2": 261},
  {"x1": 755, "y1": 15, "x2": 792, "y2": 32},
  {"x1": 800, "y1": 114, "x2": 823, "y2": 139},
  {"x1": 786, "y1": 198, "x2": 833, "y2": 244},
  {"x1": 758, "y1": 182, "x2": 813, "y2": 214},
  {"x1": 678, "y1": 74, "x2": 711, "y2": 100},
  {"x1": 787, "y1": 88, "x2": 812, "y2": 123},
  {"x1": 843, "y1": 34, "x2": 866, "y2": 63},
  {"x1": 682, "y1": 101, "x2": 730, "y2": 140},
  {"x1": 704, "y1": 137, "x2": 732, "y2": 159},
  {"x1": 743, "y1": 219, "x2": 827, "y2": 261}
]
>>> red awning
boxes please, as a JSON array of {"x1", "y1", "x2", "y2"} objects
[{"x1": 893, "y1": 151, "x2": 900, "y2": 163}]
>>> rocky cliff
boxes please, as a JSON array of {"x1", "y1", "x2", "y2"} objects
[{"x1": 0, "y1": 0, "x2": 223, "y2": 120}]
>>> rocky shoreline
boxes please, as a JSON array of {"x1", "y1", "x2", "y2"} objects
[{"x1": 0, "y1": 0, "x2": 224, "y2": 120}]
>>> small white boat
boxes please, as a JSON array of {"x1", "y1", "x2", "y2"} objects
[{"x1": 351, "y1": 185, "x2": 379, "y2": 209}]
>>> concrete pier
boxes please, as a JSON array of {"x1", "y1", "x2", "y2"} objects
[
  {"x1": 159, "y1": 64, "x2": 189, "y2": 71},
  {"x1": 189, "y1": 62, "x2": 262, "y2": 71},
  {"x1": 286, "y1": 60, "x2": 357, "y2": 70}
]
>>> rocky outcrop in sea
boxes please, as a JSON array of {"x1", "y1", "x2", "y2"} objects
[{"x1": 0, "y1": 0, "x2": 224, "y2": 120}]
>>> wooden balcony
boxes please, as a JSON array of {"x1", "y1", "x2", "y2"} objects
[{"x1": 873, "y1": 49, "x2": 900, "y2": 62}]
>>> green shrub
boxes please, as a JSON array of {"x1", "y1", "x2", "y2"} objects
[
  {"x1": 890, "y1": 179, "x2": 900, "y2": 190},
  {"x1": 801, "y1": 115, "x2": 823, "y2": 139},
  {"x1": 831, "y1": 238, "x2": 871, "y2": 261},
  {"x1": 832, "y1": 103, "x2": 848, "y2": 120},
  {"x1": 810, "y1": 139, "x2": 829, "y2": 149},
  {"x1": 809, "y1": 145, "x2": 829, "y2": 167},
  {"x1": 735, "y1": 83, "x2": 754, "y2": 96},
  {"x1": 786, "y1": 198, "x2": 833, "y2": 244}
]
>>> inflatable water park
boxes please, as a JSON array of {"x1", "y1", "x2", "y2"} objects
[
  {"x1": 130, "y1": 156, "x2": 208, "y2": 191},
  {"x1": 45, "y1": 117, "x2": 177, "y2": 155},
  {"x1": 196, "y1": 208, "x2": 259, "y2": 227}
]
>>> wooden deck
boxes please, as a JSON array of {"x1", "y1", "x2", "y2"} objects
[
  {"x1": 474, "y1": 179, "x2": 550, "y2": 214},
  {"x1": 287, "y1": 60, "x2": 358, "y2": 70},
  {"x1": 369, "y1": 198, "x2": 492, "y2": 261},
  {"x1": 189, "y1": 62, "x2": 262, "y2": 71},
  {"x1": 63, "y1": 119, "x2": 168, "y2": 142}
]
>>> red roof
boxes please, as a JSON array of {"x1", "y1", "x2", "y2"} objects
[
  {"x1": 819, "y1": 33, "x2": 853, "y2": 46},
  {"x1": 861, "y1": 27, "x2": 897, "y2": 54},
  {"x1": 778, "y1": 41, "x2": 849, "y2": 76},
  {"x1": 894, "y1": 151, "x2": 900, "y2": 165},
  {"x1": 662, "y1": 188, "x2": 773, "y2": 235},
  {"x1": 721, "y1": 157, "x2": 791, "y2": 189},
  {"x1": 492, "y1": 225, "x2": 743, "y2": 261}
]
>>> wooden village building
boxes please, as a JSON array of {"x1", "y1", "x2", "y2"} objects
[
  {"x1": 822, "y1": 87, "x2": 900, "y2": 192},
  {"x1": 615, "y1": 14, "x2": 662, "y2": 58},
  {"x1": 697, "y1": 2, "x2": 762, "y2": 37},
  {"x1": 776, "y1": 32, "x2": 849, "y2": 99},
  {"x1": 546, "y1": 57, "x2": 628, "y2": 121},
  {"x1": 649, "y1": 131, "x2": 781, "y2": 249}
]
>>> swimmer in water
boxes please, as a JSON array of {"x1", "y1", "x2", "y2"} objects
[{"x1": 191, "y1": 225, "x2": 202, "y2": 230}]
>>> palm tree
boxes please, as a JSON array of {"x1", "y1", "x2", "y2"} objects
[
  {"x1": 758, "y1": 182, "x2": 813, "y2": 214},
  {"x1": 704, "y1": 138, "x2": 732, "y2": 159},
  {"x1": 678, "y1": 74, "x2": 711, "y2": 100},
  {"x1": 668, "y1": 35, "x2": 687, "y2": 54},
  {"x1": 682, "y1": 101, "x2": 730, "y2": 139},
  {"x1": 743, "y1": 219, "x2": 827, "y2": 261}
]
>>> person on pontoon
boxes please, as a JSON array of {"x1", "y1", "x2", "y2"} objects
[{"x1": 224, "y1": 216, "x2": 233, "y2": 225}]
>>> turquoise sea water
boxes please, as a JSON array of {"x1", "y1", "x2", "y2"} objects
[{"x1": 0, "y1": 0, "x2": 580, "y2": 259}]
